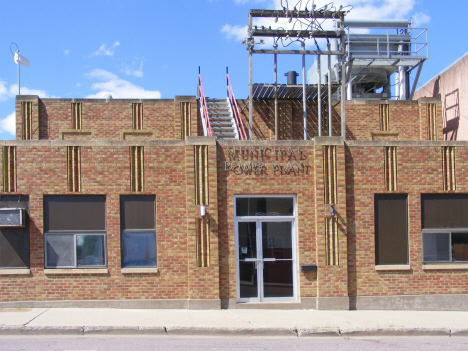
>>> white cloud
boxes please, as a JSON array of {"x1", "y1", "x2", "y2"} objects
[
  {"x1": 221, "y1": 24, "x2": 248, "y2": 41},
  {"x1": 85, "y1": 69, "x2": 161, "y2": 99},
  {"x1": 234, "y1": 0, "x2": 267, "y2": 4},
  {"x1": 86, "y1": 68, "x2": 118, "y2": 81},
  {"x1": 412, "y1": 12, "x2": 430, "y2": 27},
  {"x1": 0, "y1": 81, "x2": 52, "y2": 100},
  {"x1": 91, "y1": 41, "x2": 120, "y2": 57},
  {"x1": 8, "y1": 84, "x2": 51, "y2": 98},
  {"x1": 64, "y1": 49, "x2": 69, "y2": 55},
  {"x1": 0, "y1": 81, "x2": 9, "y2": 101},
  {"x1": 0, "y1": 112, "x2": 16, "y2": 136},
  {"x1": 122, "y1": 61, "x2": 144, "y2": 77}
]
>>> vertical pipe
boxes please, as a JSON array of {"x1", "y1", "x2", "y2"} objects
[
  {"x1": 317, "y1": 55, "x2": 322, "y2": 137},
  {"x1": 249, "y1": 49, "x2": 253, "y2": 140},
  {"x1": 302, "y1": 42, "x2": 307, "y2": 140},
  {"x1": 346, "y1": 67, "x2": 353, "y2": 100},
  {"x1": 17, "y1": 51, "x2": 20, "y2": 95},
  {"x1": 395, "y1": 70, "x2": 400, "y2": 100},
  {"x1": 340, "y1": 21, "x2": 346, "y2": 140},
  {"x1": 274, "y1": 47, "x2": 278, "y2": 140},
  {"x1": 328, "y1": 43, "x2": 332, "y2": 136},
  {"x1": 248, "y1": 14, "x2": 253, "y2": 140},
  {"x1": 398, "y1": 44, "x2": 407, "y2": 100}
]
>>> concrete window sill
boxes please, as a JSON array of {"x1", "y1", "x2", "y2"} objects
[
  {"x1": 121, "y1": 130, "x2": 154, "y2": 140},
  {"x1": 44, "y1": 268, "x2": 108, "y2": 275},
  {"x1": 375, "y1": 265, "x2": 411, "y2": 271},
  {"x1": 59, "y1": 129, "x2": 95, "y2": 140},
  {"x1": 422, "y1": 264, "x2": 468, "y2": 270},
  {"x1": 121, "y1": 268, "x2": 159, "y2": 274},
  {"x1": 0, "y1": 269, "x2": 31, "y2": 275}
]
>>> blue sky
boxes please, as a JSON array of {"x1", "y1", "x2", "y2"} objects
[{"x1": 0, "y1": 0, "x2": 466, "y2": 140}]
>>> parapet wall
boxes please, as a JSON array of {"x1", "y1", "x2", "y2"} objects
[{"x1": 16, "y1": 95, "x2": 442, "y2": 143}]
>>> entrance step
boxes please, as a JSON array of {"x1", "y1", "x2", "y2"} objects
[{"x1": 234, "y1": 302, "x2": 302, "y2": 310}]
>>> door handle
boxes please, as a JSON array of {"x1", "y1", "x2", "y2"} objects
[
  {"x1": 263, "y1": 258, "x2": 276, "y2": 262},
  {"x1": 244, "y1": 258, "x2": 257, "y2": 269}
]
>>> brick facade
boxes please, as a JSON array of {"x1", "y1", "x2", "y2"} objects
[{"x1": 2, "y1": 93, "x2": 467, "y2": 310}]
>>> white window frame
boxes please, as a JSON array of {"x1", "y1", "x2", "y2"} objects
[
  {"x1": 234, "y1": 195, "x2": 298, "y2": 303},
  {"x1": 44, "y1": 231, "x2": 107, "y2": 269},
  {"x1": 422, "y1": 228, "x2": 468, "y2": 264}
]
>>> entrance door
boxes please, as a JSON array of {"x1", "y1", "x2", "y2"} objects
[{"x1": 236, "y1": 220, "x2": 296, "y2": 302}]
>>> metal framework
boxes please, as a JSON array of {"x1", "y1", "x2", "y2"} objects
[{"x1": 246, "y1": 8, "x2": 348, "y2": 140}]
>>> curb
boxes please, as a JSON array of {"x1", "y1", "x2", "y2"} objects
[
  {"x1": 297, "y1": 327, "x2": 341, "y2": 337},
  {"x1": 165, "y1": 326, "x2": 297, "y2": 337},
  {"x1": 340, "y1": 327, "x2": 452, "y2": 337},
  {"x1": 0, "y1": 325, "x2": 466, "y2": 337},
  {"x1": 83, "y1": 326, "x2": 167, "y2": 335},
  {"x1": 0, "y1": 326, "x2": 83, "y2": 336}
]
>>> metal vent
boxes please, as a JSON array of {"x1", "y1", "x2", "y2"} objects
[{"x1": 0, "y1": 208, "x2": 24, "y2": 227}]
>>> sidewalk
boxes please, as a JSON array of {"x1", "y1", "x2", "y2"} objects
[{"x1": 0, "y1": 308, "x2": 468, "y2": 337}]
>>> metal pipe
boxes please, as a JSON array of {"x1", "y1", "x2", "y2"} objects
[
  {"x1": 274, "y1": 49, "x2": 278, "y2": 140},
  {"x1": 302, "y1": 42, "x2": 307, "y2": 140},
  {"x1": 398, "y1": 44, "x2": 407, "y2": 100},
  {"x1": 345, "y1": 59, "x2": 353, "y2": 100},
  {"x1": 395, "y1": 70, "x2": 400, "y2": 99},
  {"x1": 343, "y1": 19, "x2": 410, "y2": 28},
  {"x1": 248, "y1": 13, "x2": 253, "y2": 140},
  {"x1": 17, "y1": 51, "x2": 20, "y2": 95},
  {"x1": 251, "y1": 49, "x2": 344, "y2": 55},
  {"x1": 317, "y1": 55, "x2": 322, "y2": 137},
  {"x1": 328, "y1": 43, "x2": 332, "y2": 136},
  {"x1": 340, "y1": 24, "x2": 346, "y2": 140},
  {"x1": 409, "y1": 62, "x2": 423, "y2": 100}
]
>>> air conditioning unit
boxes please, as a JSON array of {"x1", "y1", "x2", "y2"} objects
[{"x1": 0, "y1": 208, "x2": 25, "y2": 227}]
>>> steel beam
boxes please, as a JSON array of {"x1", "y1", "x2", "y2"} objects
[
  {"x1": 251, "y1": 29, "x2": 344, "y2": 38},
  {"x1": 251, "y1": 49, "x2": 345, "y2": 55},
  {"x1": 249, "y1": 9, "x2": 346, "y2": 19}
]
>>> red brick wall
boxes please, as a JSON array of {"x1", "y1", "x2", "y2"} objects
[
  {"x1": 236, "y1": 99, "x2": 441, "y2": 142},
  {"x1": 17, "y1": 97, "x2": 198, "y2": 141}
]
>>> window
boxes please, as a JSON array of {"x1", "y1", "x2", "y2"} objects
[
  {"x1": 374, "y1": 194, "x2": 408, "y2": 265},
  {"x1": 0, "y1": 196, "x2": 29, "y2": 268},
  {"x1": 422, "y1": 194, "x2": 468, "y2": 263},
  {"x1": 120, "y1": 195, "x2": 156, "y2": 268},
  {"x1": 235, "y1": 197, "x2": 294, "y2": 217},
  {"x1": 44, "y1": 195, "x2": 106, "y2": 268}
]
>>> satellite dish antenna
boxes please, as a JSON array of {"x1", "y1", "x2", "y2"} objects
[{"x1": 10, "y1": 43, "x2": 30, "y2": 95}]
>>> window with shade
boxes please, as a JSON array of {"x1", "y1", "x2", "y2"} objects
[
  {"x1": 44, "y1": 195, "x2": 106, "y2": 268},
  {"x1": 374, "y1": 194, "x2": 408, "y2": 265},
  {"x1": 422, "y1": 194, "x2": 468, "y2": 263},
  {"x1": 120, "y1": 195, "x2": 156, "y2": 268}
]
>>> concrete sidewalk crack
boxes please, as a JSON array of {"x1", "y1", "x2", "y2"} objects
[{"x1": 23, "y1": 308, "x2": 50, "y2": 326}]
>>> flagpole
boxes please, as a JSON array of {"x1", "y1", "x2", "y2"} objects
[{"x1": 17, "y1": 51, "x2": 20, "y2": 95}]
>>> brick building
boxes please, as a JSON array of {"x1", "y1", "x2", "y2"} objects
[
  {"x1": 414, "y1": 51, "x2": 468, "y2": 141},
  {"x1": 1, "y1": 93, "x2": 467, "y2": 310}
]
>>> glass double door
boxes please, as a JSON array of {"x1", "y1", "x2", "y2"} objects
[{"x1": 236, "y1": 220, "x2": 296, "y2": 302}]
